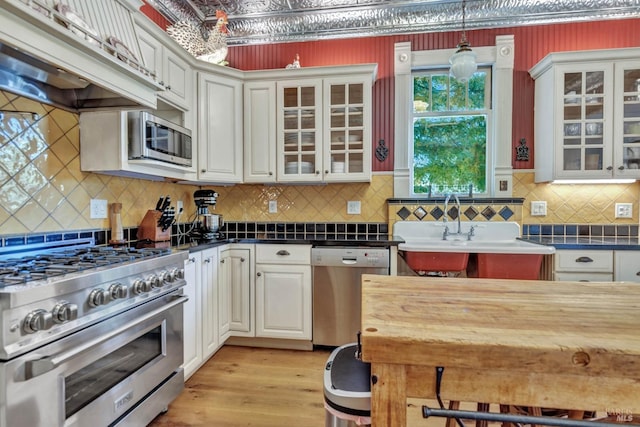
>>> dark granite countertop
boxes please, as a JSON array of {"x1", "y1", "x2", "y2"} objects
[
  {"x1": 177, "y1": 238, "x2": 402, "y2": 254},
  {"x1": 522, "y1": 236, "x2": 640, "y2": 250}
]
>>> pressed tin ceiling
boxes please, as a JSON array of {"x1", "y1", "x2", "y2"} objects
[{"x1": 147, "y1": 0, "x2": 640, "y2": 45}]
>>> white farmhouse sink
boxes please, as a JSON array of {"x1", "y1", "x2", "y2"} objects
[
  {"x1": 394, "y1": 221, "x2": 555, "y2": 255},
  {"x1": 394, "y1": 221, "x2": 555, "y2": 278}
]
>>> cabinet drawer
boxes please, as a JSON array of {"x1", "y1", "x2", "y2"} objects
[
  {"x1": 555, "y1": 272, "x2": 614, "y2": 282},
  {"x1": 554, "y1": 250, "x2": 613, "y2": 272},
  {"x1": 256, "y1": 244, "x2": 311, "y2": 264}
]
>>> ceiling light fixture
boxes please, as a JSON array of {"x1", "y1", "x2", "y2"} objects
[{"x1": 449, "y1": 0, "x2": 477, "y2": 82}]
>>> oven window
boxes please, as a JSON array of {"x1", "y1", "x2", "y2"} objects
[{"x1": 65, "y1": 326, "x2": 162, "y2": 418}]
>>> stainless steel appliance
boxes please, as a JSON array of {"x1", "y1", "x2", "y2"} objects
[
  {"x1": 191, "y1": 189, "x2": 224, "y2": 241},
  {"x1": 0, "y1": 239, "x2": 188, "y2": 427},
  {"x1": 312, "y1": 247, "x2": 389, "y2": 347},
  {"x1": 128, "y1": 111, "x2": 193, "y2": 167}
]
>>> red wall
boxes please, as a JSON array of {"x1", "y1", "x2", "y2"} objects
[{"x1": 139, "y1": 5, "x2": 640, "y2": 172}]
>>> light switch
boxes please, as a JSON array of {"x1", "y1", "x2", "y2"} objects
[{"x1": 531, "y1": 201, "x2": 547, "y2": 216}]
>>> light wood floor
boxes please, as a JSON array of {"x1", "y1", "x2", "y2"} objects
[
  {"x1": 148, "y1": 345, "x2": 331, "y2": 426},
  {"x1": 148, "y1": 346, "x2": 631, "y2": 427}
]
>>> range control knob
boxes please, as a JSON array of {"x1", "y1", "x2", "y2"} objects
[
  {"x1": 88, "y1": 289, "x2": 111, "y2": 307},
  {"x1": 109, "y1": 283, "x2": 128, "y2": 299},
  {"x1": 161, "y1": 270, "x2": 176, "y2": 283},
  {"x1": 24, "y1": 309, "x2": 54, "y2": 333},
  {"x1": 52, "y1": 301, "x2": 78, "y2": 324},
  {"x1": 175, "y1": 268, "x2": 185, "y2": 279},
  {"x1": 132, "y1": 279, "x2": 151, "y2": 295},
  {"x1": 147, "y1": 274, "x2": 162, "y2": 289}
]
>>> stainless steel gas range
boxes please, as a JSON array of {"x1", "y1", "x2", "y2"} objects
[{"x1": 0, "y1": 238, "x2": 188, "y2": 427}]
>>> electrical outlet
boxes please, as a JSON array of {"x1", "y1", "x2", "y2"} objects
[
  {"x1": 347, "y1": 201, "x2": 361, "y2": 215},
  {"x1": 268, "y1": 200, "x2": 278, "y2": 213},
  {"x1": 90, "y1": 199, "x2": 108, "y2": 219},
  {"x1": 615, "y1": 203, "x2": 633, "y2": 219},
  {"x1": 531, "y1": 201, "x2": 547, "y2": 216},
  {"x1": 176, "y1": 200, "x2": 183, "y2": 213}
]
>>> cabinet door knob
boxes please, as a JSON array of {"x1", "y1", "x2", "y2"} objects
[
  {"x1": 575, "y1": 256, "x2": 594, "y2": 263},
  {"x1": 257, "y1": 272, "x2": 262, "y2": 277},
  {"x1": 618, "y1": 165, "x2": 625, "y2": 170},
  {"x1": 201, "y1": 169, "x2": 206, "y2": 173},
  {"x1": 220, "y1": 259, "x2": 225, "y2": 264},
  {"x1": 606, "y1": 166, "x2": 613, "y2": 171},
  {"x1": 325, "y1": 170, "x2": 329, "y2": 174},
  {"x1": 315, "y1": 170, "x2": 320, "y2": 175},
  {"x1": 241, "y1": 257, "x2": 246, "y2": 262},
  {"x1": 269, "y1": 171, "x2": 273, "y2": 176}
]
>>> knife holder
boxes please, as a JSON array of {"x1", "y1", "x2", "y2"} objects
[{"x1": 138, "y1": 210, "x2": 171, "y2": 242}]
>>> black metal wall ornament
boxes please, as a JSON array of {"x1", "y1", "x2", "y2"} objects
[
  {"x1": 515, "y1": 137, "x2": 529, "y2": 161},
  {"x1": 375, "y1": 139, "x2": 389, "y2": 162}
]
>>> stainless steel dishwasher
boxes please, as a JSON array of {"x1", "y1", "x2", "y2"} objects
[{"x1": 312, "y1": 246, "x2": 390, "y2": 347}]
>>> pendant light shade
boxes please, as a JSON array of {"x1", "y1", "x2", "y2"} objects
[{"x1": 449, "y1": 0, "x2": 476, "y2": 82}]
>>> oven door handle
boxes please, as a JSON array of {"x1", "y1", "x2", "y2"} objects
[{"x1": 24, "y1": 295, "x2": 188, "y2": 380}]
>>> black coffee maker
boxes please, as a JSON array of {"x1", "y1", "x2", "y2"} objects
[{"x1": 192, "y1": 189, "x2": 224, "y2": 240}]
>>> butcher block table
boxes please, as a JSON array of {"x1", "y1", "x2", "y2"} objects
[{"x1": 360, "y1": 274, "x2": 640, "y2": 427}]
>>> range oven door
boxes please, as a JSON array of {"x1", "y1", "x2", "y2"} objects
[{"x1": 3, "y1": 291, "x2": 186, "y2": 427}]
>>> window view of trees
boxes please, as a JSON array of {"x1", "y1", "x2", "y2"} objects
[{"x1": 412, "y1": 70, "x2": 491, "y2": 196}]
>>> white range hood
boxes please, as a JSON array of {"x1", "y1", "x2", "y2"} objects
[{"x1": 0, "y1": 0, "x2": 162, "y2": 111}]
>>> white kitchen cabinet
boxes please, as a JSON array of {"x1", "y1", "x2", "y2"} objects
[
  {"x1": 614, "y1": 250, "x2": 640, "y2": 282},
  {"x1": 201, "y1": 247, "x2": 221, "y2": 358},
  {"x1": 277, "y1": 78, "x2": 324, "y2": 183},
  {"x1": 244, "y1": 81, "x2": 277, "y2": 183},
  {"x1": 135, "y1": 22, "x2": 193, "y2": 111},
  {"x1": 198, "y1": 71, "x2": 244, "y2": 183},
  {"x1": 219, "y1": 244, "x2": 254, "y2": 339},
  {"x1": 530, "y1": 48, "x2": 640, "y2": 182},
  {"x1": 255, "y1": 244, "x2": 312, "y2": 340},
  {"x1": 182, "y1": 253, "x2": 201, "y2": 380},
  {"x1": 182, "y1": 247, "x2": 221, "y2": 380},
  {"x1": 243, "y1": 64, "x2": 377, "y2": 184},
  {"x1": 322, "y1": 75, "x2": 373, "y2": 182},
  {"x1": 554, "y1": 249, "x2": 614, "y2": 282}
]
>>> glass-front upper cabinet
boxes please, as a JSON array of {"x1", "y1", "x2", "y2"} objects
[
  {"x1": 277, "y1": 79, "x2": 323, "y2": 182},
  {"x1": 559, "y1": 67, "x2": 611, "y2": 176},
  {"x1": 322, "y1": 77, "x2": 372, "y2": 182},
  {"x1": 614, "y1": 61, "x2": 640, "y2": 174},
  {"x1": 531, "y1": 49, "x2": 640, "y2": 182}
]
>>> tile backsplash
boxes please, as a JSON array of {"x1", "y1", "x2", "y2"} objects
[{"x1": 1, "y1": 90, "x2": 639, "y2": 241}]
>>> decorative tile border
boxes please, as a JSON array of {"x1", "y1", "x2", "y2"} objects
[
  {"x1": 523, "y1": 223, "x2": 639, "y2": 238},
  {"x1": 224, "y1": 222, "x2": 389, "y2": 241},
  {"x1": 387, "y1": 198, "x2": 525, "y2": 233}
]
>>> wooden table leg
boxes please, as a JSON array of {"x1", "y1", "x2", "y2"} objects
[
  {"x1": 370, "y1": 363, "x2": 407, "y2": 427},
  {"x1": 446, "y1": 401, "x2": 460, "y2": 427}
]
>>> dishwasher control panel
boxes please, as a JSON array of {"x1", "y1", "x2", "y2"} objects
[{"x1": 311, "y1": 247, "x2": 390, "y2": 268}]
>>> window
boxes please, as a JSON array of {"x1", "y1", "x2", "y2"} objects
[
  {"x1": 412, "y1": 69, "x2": 492, "y2": 196},
  {"x1": 393, "y1": 37, "x2": 514, "y2": 198}
]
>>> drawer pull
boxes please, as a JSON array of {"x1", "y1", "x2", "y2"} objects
[
  {"x1": 636, "y1": 271, "x2": 640, "y2": 276},
  {"x1": 575, "y1": 256, "x2": 594, "y2": 263},
  {"x1": 276, "y1": 250, "x2": 290, "y2": 256}
]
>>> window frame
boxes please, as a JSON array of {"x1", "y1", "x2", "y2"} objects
[
  {"x1": 393, "y1": 36, "x2": 515, "y2": 198},
  {"x1": 410, "y1": 67, "x2": 493, "y2": 197}
]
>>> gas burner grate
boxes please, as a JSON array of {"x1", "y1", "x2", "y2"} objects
[{"x1": 0, "y1": 245, "x2": 172, "y2": 286}]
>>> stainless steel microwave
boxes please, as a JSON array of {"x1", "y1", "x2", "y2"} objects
[{"x1": 128, "y1": 111, "x2": 192, "y2": 167}]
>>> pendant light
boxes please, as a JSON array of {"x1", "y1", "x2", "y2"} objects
[{"x1": 449, "y1": 0, "x2": 477, "y2": 82}]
